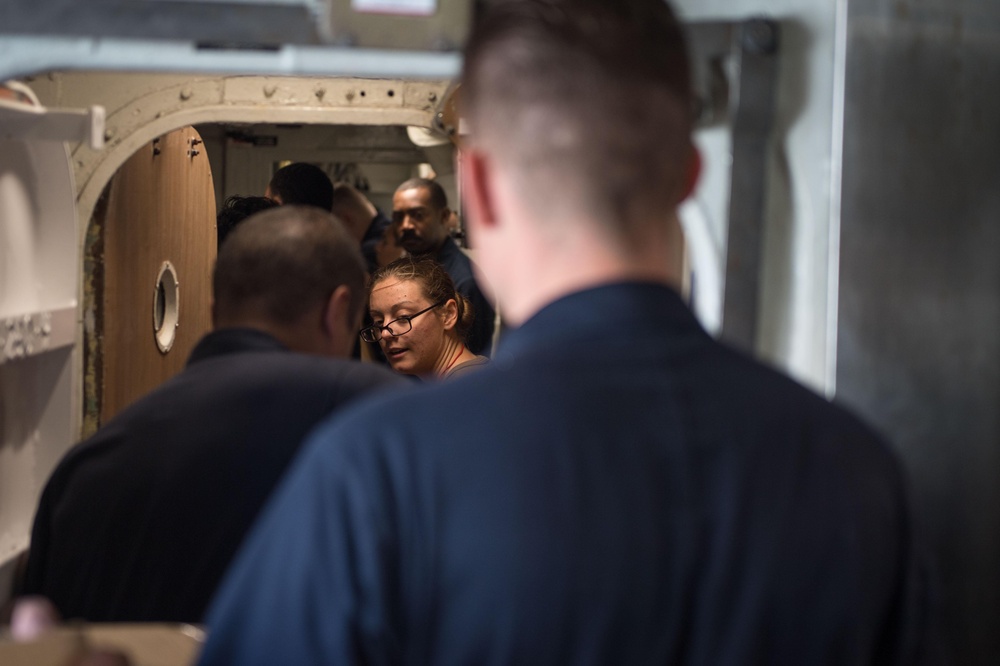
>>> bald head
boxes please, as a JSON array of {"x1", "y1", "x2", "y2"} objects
[
  {"x1": 330, "y1": 183, "x2": 378, "y2": 242},
  {"x1": 213, "y1": 206, "x2": 367, "y2": 332}
]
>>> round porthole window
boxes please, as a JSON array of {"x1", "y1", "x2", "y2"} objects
[{"x1": 153, "y1": 261, "x2": 179, "y2": 353}]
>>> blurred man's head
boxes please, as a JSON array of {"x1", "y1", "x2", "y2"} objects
[
  {"x1": 213, "y1": 206, "x2": 366, "y2": 357},
  {"x1": 458, "y1": 0, "x2": 699, "y2": 322},
  {"x1": 265, "y1": 163, "x2": 334, "y2": 211},
  {"x1": 392, "y1": 178, "x2": 451, "y2": 255},
  {"x1": 330, "y1": 183, "x2": 379, "y2": 242},
  {"x1": 463, "y1": 0, "x2": 695, "y2": 237}
]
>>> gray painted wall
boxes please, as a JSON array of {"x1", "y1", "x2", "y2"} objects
[
  {"x1": 675, "y1": 0, "x2": 844, "y2": 394},
  {"x1": 837, "y1": 1, "x2": 1000, "y2": 661}
]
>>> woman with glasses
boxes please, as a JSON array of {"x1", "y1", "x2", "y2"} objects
[{"x1": 363, "y1": 257, "x2": 488, "y2": 379}]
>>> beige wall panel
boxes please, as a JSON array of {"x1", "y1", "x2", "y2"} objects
[{"x1": 100, "y1": 126, "x2": 216, "y2": 423}]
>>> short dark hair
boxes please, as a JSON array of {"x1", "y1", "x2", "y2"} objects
[
  {"x1": 370, "y1": 257, "x2": 475, "y2": 342},
  {"x1": 216, "y1": 195, "x2": 279, "y2": 249},
  {"x1": 330, "y1": 183, "x2": 372, "y2": 218},
  {"x1": 396, "y1": 178, "x2": 448, "y2": 211},
  {"x1": 462, "y1": 0, "x2": 694, "y2": 241},
  {"x1": 214, "y1": 205, "x2": 367, "y2": 325},
  {"x1": 268, "y1": 163, "x2": 334, "y2": 211}
]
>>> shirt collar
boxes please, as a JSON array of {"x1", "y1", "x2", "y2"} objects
[
  {"x1": 495, "y1": 282, "x2": 705, "y2": 362},
  {"x1": 186, "y1": 328, "x2": 289, "y2": 366}
]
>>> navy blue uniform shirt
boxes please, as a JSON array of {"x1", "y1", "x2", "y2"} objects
[{"x1": 200, "y1": 284, "x2": 936, "y2": 665}]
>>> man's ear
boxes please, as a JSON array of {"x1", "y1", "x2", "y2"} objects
[
  {"x1": 322, "y1": 284, "x2": 356, "y2": 357},
  {"x1": 460, "y1": 148, "x2": 499, "y2": 234}
]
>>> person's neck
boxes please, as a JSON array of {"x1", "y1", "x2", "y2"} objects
[{"x1": 432, "y1": 337, "x2": 475, "y2": 377}]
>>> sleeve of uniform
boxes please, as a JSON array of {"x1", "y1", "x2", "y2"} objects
[
  {"x1": 875, "y1": 469, "x2": 946, "y2": 664},
  {"x1": 21, "y1": 449, "x2": 80, "y2": 601},
  {"x1": 455, "y1": 276, "x2": 496, "y2": 357},
  {"x1": 842, "y1": 423, "x2": 944, "y2": 664},
  {"x1": 818, "y1": 416, "x2": 944, "y2": 663},
  {"x1": 197, "y1": 416, "x2": 402, "y2": 666},
  {"x1": 20, "y1": 472, "x2": 59, "y2": 597},
  {"x1": 758, "y1": 396, "x2": 944, "y2": 664}
]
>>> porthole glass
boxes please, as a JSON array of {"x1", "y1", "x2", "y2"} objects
[{"x1": 153, "y1": 261, "x2": 179, "y2": 353}]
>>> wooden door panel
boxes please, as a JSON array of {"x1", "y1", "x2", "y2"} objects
[{"x1": 100, "y1": 127, "x2": 216, "y2": 423}]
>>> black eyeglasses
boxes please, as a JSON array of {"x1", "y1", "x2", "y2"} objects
[{"x1": 360, "y1": 300, "x2": 446, "y2": 343}]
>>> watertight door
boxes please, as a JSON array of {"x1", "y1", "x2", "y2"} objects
[{"x1": 98, "y1": 126, "x2": 217, "y2": 424}]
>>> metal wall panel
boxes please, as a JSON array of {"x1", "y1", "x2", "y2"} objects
[
  {"x1": 674, "y1": 0, "x2": 845, "y2": 393},
  {"x1": 837, "y1": 2, "x2": 1000, "y2": 661},
  {"x1": 0, "y1": 100, "x2": 87, "y2": 605}
]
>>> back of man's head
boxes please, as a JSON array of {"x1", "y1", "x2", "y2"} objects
[
  {"x1": 462, "y1": 0, "x2": 694, "y2": 242},
  {"x1": 267, "y1": 163, "x2": 335, "y2": 211},
  {"x1": 330, "y1": 183, "x2": 377, "y2": 241},
  {"x1": 213, "y1": 206, "x2": 367, "y2": 333},
  {"x1": 217, "y1": 195, "x2": 279, "y2": 249}
]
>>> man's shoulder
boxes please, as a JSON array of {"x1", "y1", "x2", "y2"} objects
[
  {"x1": 434, "y1": 238, "x2": 475, "y2": 277},
  {"x1": 37, "y1": 417, "x2": 133, "y2": 510},
  {"x1": 691, "y1": 341, "x2": 901, "y2": 484},
  {"x1": 314, "y1": 334, "x2": 892, "y2": 470},
  {"x1": 307, "y1": 357, "x2": 410, "y2": 396},
  {"x1": 305, "y1": 371, "x2": 478, "y2": 446},
  {"x1": 249, "y1": 352, "x2": 398, "y2": 379},
  {"x1": 190, "y1": 349, "x2": 402, "y2": 390},
  {"x1": 718, "y1": 342, "x2": 879, "y2": 428},
  {"x1": 64, "y1": 357, "x2": 401, "y2": 474}
]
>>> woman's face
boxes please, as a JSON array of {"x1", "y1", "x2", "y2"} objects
[{"x1": 369, "y1": 278, "x2": 452, "y2": 376}]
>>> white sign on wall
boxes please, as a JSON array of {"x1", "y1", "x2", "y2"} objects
[{"x1": 352, "y1": 0, "x2": 437, "y2": 16}]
